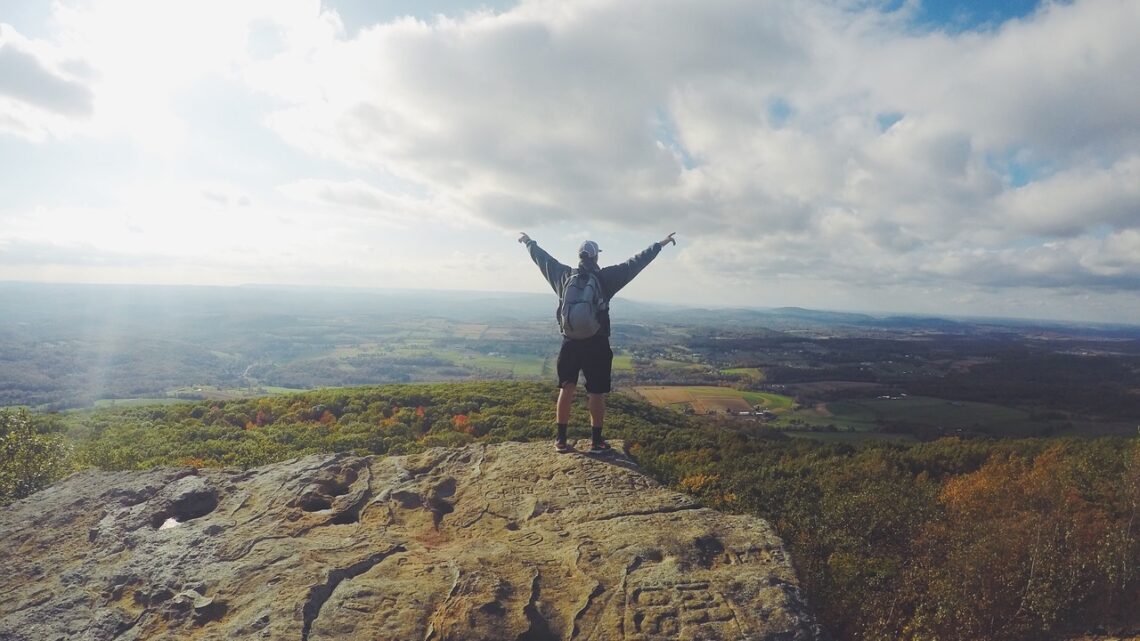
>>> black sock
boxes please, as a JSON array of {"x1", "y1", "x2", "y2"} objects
[
  {"x1": 591, "y1": 426, "x2": 602, "y2": 444},
  {"x1": 557, "y1": 424, "x2": 567, "y2": 442}
]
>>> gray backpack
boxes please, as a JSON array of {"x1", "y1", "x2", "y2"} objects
[{"x1": 559, "y1": 269, "x2": 607, "y2": 339}]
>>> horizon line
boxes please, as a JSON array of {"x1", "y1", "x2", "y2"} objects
[{"x1": 3, "y1": 279, "x2": 1138, "y2": 330}]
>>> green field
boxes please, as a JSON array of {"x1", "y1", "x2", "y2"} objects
[
  {"x1": 628, "y1": 385, "x2": 995, "y2": 444},
  {"x1": 784, "y1": 430, "x2": 918, "y2": 444},
  {"x1": 635, "y1": 385, "x2": 796, "y2": 414},
  {"x1": 437, "y1": 349, "x2": 547, "y2": 378},
  {"x1": 166, "y1": 386, "x2": 260, "y2": 401},
  {"x1": 653, "y1": 359, "x2": 705, "y2": 370},
  {"x1": 329, "y1": 343, "x2": 383, "y2": 358},
  {"x1": 743, "y1": 391, "x2": 795, "y2": 411},
  {"x1": 721, "y1": 367, "x2": 765, "y2": 381},
  {"x1": 782, "y1": 395, "x2": 1042, "y2": 436},
  {"x1": 93, "y1": 398, "x2": 185, "y2": 408},
  {"x1": 612, "y1": 353, "x2": 634, "y2": 371},
  {"x1": 131, "y1": 386, "x2": 311, "y2": 403}
]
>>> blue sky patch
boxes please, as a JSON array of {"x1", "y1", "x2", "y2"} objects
[
  {"x1": 986, "y1": 150, "x2": 1053, "y2": 188},
  {"x1": 767, "y1": 97, "x2": 793, "y2": 129},
  {"x1": 876, "y1": 112, "x2": 904, "y2": 132},
  {"x1": 652, "y1": 106, "x2": 697, "y2": 170},
  {"x1": 884, "y1": 0, "x2": 1043, "y2": 32}
]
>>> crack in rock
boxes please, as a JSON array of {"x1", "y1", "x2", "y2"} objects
[
  {"x1": 109, "y1": 610, "x2": 144, "y2": 641},
  {"x1": 299, "y1": 544, "x2": 405, "y2": 641},
  {"x1": 585, "y1": 502, "x2": 703, "y2": 523},
  {"x1": 570, "y1": 581, "x2": 605, "y2": 639},
  {"x1": 517, "y1": 571, "x2": 556, "y2": 641}
]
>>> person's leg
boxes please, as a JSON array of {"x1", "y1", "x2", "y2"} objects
[
  {"x1": 587, "y1": 392, "x2": 605, "y2": 428},
  {"x1": 582, "y1": 337, "x2": 613, "y2": 449},
  {"x1": 557, "y1": 384, "x2": 577, "y2": 426},
  {"x1": 555, "y1": 339, "x2": 582, "y2": 448},
  {"x1": 587, "y1": 392, "x2": 606, "y2": 447}
]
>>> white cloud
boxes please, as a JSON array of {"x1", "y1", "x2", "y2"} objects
[
  {"x1": 3, "y1": 0, "x2": 1140, "y2": 322},
  {"x1": 277, "y1": 178, "x2": 470, "y2": 229},
  {"x1": 1, "y1": 0, "x2": 346, "y2": 151},
  {"x1": 0, "y1": 23, "x2": 95, "y2": 139},
  {"x1": 248, "y1": 0, "x2": 1140, "y2": 248},
  {"x1": 0, "y1": 36, "x2": 93, "y2": 116},
  {"x1": 996, "y1": 155, "x2": 1140, "y2": 237}
]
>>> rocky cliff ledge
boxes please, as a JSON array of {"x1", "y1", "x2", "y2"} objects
[{"x1": 0, "y1": 440, "x2": 818, "y2": 641}]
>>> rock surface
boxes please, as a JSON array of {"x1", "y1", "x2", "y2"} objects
[{"x1": 0, "y1": 440, "x2": 818, "y2": 640}]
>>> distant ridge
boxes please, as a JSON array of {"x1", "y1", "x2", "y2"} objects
[{"x1": 3, "y1": 281, "x2": 1138, "y2": 330}]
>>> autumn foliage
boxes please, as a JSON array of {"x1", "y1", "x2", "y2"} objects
[
  {"x1": 29, "y1": 382, "x2": 1140, "y2": 639},
  {"x1": 634, "y1": 424, "x2": 1140, "y2": 641},
  {"x1": 899, "y1": 444, "x2": 1140, "y2": 640}
]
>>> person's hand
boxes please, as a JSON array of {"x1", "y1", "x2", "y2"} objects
[
  {"x1": 518, "y1": 232, "x2": 531, "y2": 245},
  {"x1": 659, "y1": 232, "x2": 676, "y2": 247}
]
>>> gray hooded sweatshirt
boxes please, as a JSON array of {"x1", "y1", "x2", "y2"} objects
[{"x1": 524, "y1": 239, "x2": 663, "y2": 339}]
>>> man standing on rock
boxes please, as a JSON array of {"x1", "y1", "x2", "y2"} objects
[{"x1": 518, "y1": 232, "x2": 677, "y2": 453}]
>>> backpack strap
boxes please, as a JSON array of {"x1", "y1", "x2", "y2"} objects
[{"x1": 592, "y1": 269, "x2": 611, "y2": 310}]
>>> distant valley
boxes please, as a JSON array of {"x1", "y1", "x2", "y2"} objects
[{"x1": 3, "y1": 282, "x2": 1138, "y2": 441}]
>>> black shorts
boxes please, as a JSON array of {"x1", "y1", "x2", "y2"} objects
[{"x1": 556, "y1": 335, "x2": 613, "y2": 394}]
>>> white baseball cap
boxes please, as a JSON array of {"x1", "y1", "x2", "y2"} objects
[{"x1": 578, "y1": 240, "x2": 601, "y2": 257}]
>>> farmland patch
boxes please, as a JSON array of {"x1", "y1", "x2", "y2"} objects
[{"x1": 634, "y1": 385, "x2": 794, "y2": 415}]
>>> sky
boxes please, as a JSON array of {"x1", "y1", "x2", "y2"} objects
[{"x1": 2, "y1": 0, "x2": 1139, "y2": 323}]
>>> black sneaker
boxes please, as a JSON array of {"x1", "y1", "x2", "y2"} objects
[
  {"x1": 588, "y1": 440, "x2": 612, "y2": 455},
  {"x1": 554, "y1": 440, "x2": 574, "y2": 453}
]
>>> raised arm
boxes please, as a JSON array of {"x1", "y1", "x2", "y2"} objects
[
  {"x1": 599, "y1": 232, "x2": 677, "y2": 299},
  {"x1": 519, "y1": 233, "x2": 570, "y2": 294}
]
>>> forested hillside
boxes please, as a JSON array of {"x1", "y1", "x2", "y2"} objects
[{"x1": 4, "y1": 381, "x2": 1137, "y2": 640}]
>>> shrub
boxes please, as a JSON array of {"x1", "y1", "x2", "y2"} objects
[{"x1": 1, "y1": 408, "x2": 70, "y2": 506}]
